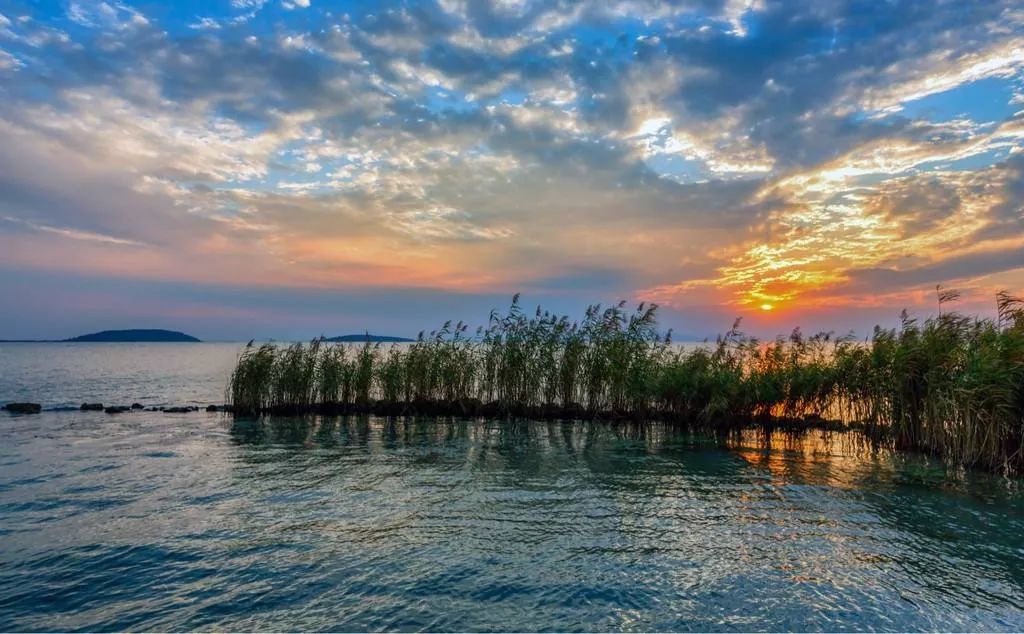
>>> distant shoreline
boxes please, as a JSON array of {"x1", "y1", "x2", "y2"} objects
[
  {"x1": 0, "y1": 329, "x2": 202, "y2": 343},
  {"x1": 0, "y1": 332, "x2": 417, "y2": 344},
  {"x1": 0, "y1": 340, "x2": 210, "y2": 343},
  {"x1": 324, "y1": 334, "x2": 416, "y2": 343}
]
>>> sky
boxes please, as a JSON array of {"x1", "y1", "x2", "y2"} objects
[{"x1": 0, "y1": 0, "x2": 1022, "y2": 341}]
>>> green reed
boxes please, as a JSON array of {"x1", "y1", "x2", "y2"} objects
[{"x1": 228, "y1": 291, "x2": 1024, "y2": 473}]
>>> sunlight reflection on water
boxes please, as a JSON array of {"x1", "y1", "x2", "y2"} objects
[
  {"x1": 0, "y1": 412, "x2": 1021, "y2": 631},
  {"x1": 1, "y1": 344, "x2": 1022, "y2": 631}
]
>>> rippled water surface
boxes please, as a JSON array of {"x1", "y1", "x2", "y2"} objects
[
  {"x1": 0, "y1": 342, "x2": 243, "y2": 408},
  {"x1": 1, "y1": 344, "x2": 1024, "y2": 631}
]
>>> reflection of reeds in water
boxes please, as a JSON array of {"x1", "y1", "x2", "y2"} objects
[
  {"x1": 725, "y1": 428, "x2": 894, "y2": 489},
  {"x1": 229, "y1": 291, "x2": 1024, "y2": 473}
]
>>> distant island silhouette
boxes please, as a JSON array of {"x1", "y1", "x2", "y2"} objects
[
  {"x1": 0, "y1": 330, "x2": 416, "y2": 343},
  {"x1": 65, "y1": 329, "x2": 201, "y2": 342},
  {"x1": 325, "y1": 334, "x2": 415, "y2": 343}
]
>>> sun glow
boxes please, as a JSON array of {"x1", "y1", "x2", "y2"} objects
[{"x1": 760, "y1": 303, "x2": 774, "y2": 311}]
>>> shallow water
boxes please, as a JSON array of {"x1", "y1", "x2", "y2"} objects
[
  {"x1": 1, "y1": 345, "x2": 1024, "y2": 631},
  {"x1": 0, "y1": 342, "x2": 243, "y2": 408}
]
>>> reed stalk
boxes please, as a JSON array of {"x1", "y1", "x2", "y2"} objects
[{"x1": 228, "y1": 291, "x2": 1024, "y2": 473}]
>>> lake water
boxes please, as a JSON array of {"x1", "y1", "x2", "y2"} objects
[
  {"x1": 1, "y1": 343, "x2": 1024, "y2": 631},
  {"x1": 0, "y1": 342, "x2": 244, "y2": 409}
]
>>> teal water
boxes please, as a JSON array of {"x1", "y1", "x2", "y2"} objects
[{"x1": 1, "y1": 344, "x2": 1024, "y2": 631}]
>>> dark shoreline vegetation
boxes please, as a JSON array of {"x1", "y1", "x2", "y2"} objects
[
  {"x1": 65, "y1": 329, "x2": 200, "y2": 342},
  {"x1": 325, "y1": 334, "x2": 415, "y2": 343},
  {"x1": 0, "y1": 329, "x2": 201, "y2": 343},
  {"x1": 229, "y1": 292, "x2": 1024, "y2": 473}
]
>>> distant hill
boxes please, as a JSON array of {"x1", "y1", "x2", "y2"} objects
[
  {"x1": 64, "y1": 329, "x2": 201, "y2": 343},
  {"x1": 325, "y1": 334, "x2": 415, "y2": 343}
]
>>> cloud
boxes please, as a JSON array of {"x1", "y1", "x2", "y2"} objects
[
  {"x1": 1, "y1": 216, "x2": 146, "y2": 246},
  {"x1": 0, "y1": 0, "x2": 1022, "y2": 337},
  {"x1": 0, "y1": 48, "x2": 22, "y2": 70},
  {"x1": 847, "y1": 246, "x2": 1024, "y2": 293},
  {"x1": 66, "y1": 1, "x2": 149, "y2": 30}
]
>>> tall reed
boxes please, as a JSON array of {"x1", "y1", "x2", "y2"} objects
[{"x1": 228, "y1": 291, "x2": 1024, "y2": 473}]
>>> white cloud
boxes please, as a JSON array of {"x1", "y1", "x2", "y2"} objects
[
  {"x1": 2, "y1": 216, "x2": 145, "y2": 246},
  {"x1": 67, "y1": 1, "x2": 149, "y2": 30},
  {"x1": 188, "y1": 17, "x2": 221, "y2": 30},
  {"x1": 856, "y1": 41, "x2": 1024, "y2": 115},
  {"x1": 0, "y1": 49, "x2": 22, "y2": 71}
]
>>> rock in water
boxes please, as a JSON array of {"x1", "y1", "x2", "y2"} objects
[
  {"x1": 105, "y1": 406, "x2": 131, "y2": 414},
  {"x1": 81, "y1": 403, "x2": 104, "y2": 411},
  {"x1": 3, "y1": 403, "x2": 42, "y2": 414}
]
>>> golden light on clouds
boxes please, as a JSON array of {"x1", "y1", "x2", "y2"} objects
[
  {"x1": 2, "y1": 0, "x2": 1024, "y2": 340},
  {"x1": 643, "y1": 115, "x2": 1024, "y2": 315}
]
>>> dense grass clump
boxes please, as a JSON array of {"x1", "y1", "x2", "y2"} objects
[{"x1": 229, "y1": 291, "x2": 1024, "y2": 473}]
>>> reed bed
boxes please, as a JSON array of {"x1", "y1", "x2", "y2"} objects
[{"x1": 229, "y1": 291, "x2": 1024, "y2": 473}]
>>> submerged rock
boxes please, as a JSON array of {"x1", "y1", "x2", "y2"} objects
[
  {"x1": 3, "y1": 402, "x2": 41, "y2": 414},
  {"x1": 163, "y1": 406, "x2": 191, "y2": 413},
  {"x1": 131, "y1": 403, "x2": 144, "y2": 410},
  {"x1": 105, "y1": 406, "x2": 131, "y2": 414},
  {"x1": 80, "y1": 403, "x2": 104, "y2": 411}
]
